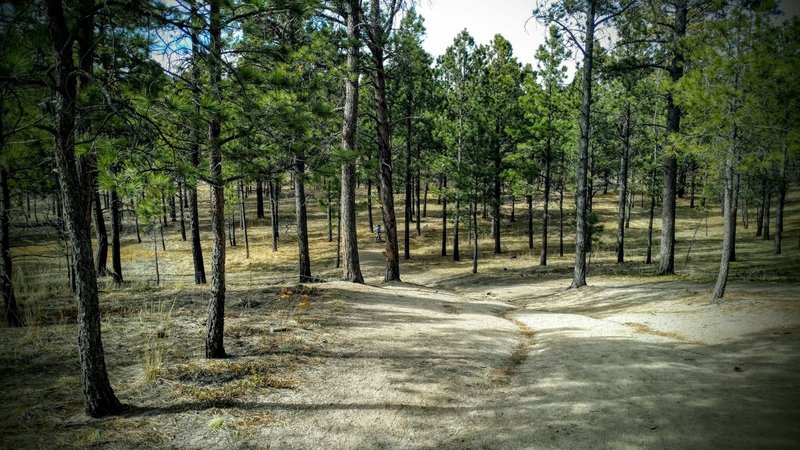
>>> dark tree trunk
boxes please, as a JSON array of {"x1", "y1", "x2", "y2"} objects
[
  {"x1": 441, "y1": 175, "x2": 447, "y2": 257},
  {"x1": 189, "y1": 2, "x2": 206, "y2": 285},
  {"x1": 294, "y1": 152, "x2": 313, "y2": 282},
  {"x1": 729, "y1": 174, "x2": 739, "y2": 262},
  {"x1": 646, "y1": 191, "x2": 656, "y2": 264},
  {"x1": 712, "y1": 157, "x2": 736, "y2": 302},
  {"x1": 472, "y1": 200, "x2": 478, "y2": 274},
  {"x1": 541, "y1": 141, "x2": 552, "y2": 265},
  {"x1": 367, "y1": 179, "x2": 374, "y2": 233},
  {"x1": 327, "y1": 184, "x2": 333, "y2": 243},
  {"x1": 528, "y1": 194, "x2": 535, "y2": 253},
  {"x1": 256, "y1": 178, "x2": 265, "y2": 219},
  {"x1": 367, "y1": 0, "x2": 400, "y2": 281},
  {"x1": 404, "y1": 88, "x2": 413, "y2": 260},
  {"x1": 689, "y1": 163, "x2": 696, "y2": 208},
  {"x1": 94, "y1": 189, "x2": 108, "y2": 276},
  {"x1": 616, "y1": 102, "x2": 631, "y2": 264},
  {"x1": 240, "y1": 181, "x2": 249, "y2": 259},
  {"x1": 492, "y1": 140, "x2": 502, "y2": 255},
  {"x1": 340, "y1": 0, "x2": 364, "y2": 283},
  {"x1": 423, "y1": 181, "x2": 428, "y2": 218},
  {"x1": 1, "y1": 169, "x2": 24, "y2": 327},
  {"x1": 46, "y1": 0, "x2": 121, "y2": 416},
  {"x1": 453, "y1": 200, "x2": 461, "y2": 261},
  {"x1": 269, "y1": 178, "x2": 280, "y2": 251},
  {"x1": 775, "y1": 143, "x2": 787, "y2": 254},
  {"x1": 415, "y1": 167, "x2": 421, "y2": 237},
  {"x1": 169, "y1": 191, "x2": 176, "y2": 223},
  {"x1": 559, "y1": 170, "x2": 564, "y2": 257},
  {"x1": 178, "y1": 181, "x2": 186, "y2": 241},
  {"x1": 110, "y1": 189, "x2": 123, "y2": 283},
  {"x1": 756, "y1": 178, "x2": 765, "y2": 237},
  {"x1": 205, "y1": 0, "x2": 226, "y2": 359},
  {"x1": 763, "y1": 188, "x2": 771, "y2": 241},
  {"x1": 658, "y1": 0, "x2": 688, "y2": 276},
  {"x1": 571, "y1": 0, "x2": 596, "y2": 289}
]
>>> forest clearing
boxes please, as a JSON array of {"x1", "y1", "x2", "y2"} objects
[
  {"x1": 3, "y1": 185, "x2": 799, "y2": 448},
  {"x1": 2, "y1": 0, "x2": 799, "y2": 448}
]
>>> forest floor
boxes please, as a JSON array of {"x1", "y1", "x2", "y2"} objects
[{"x1": 3, "y1": 189, "x2": 800, "y2": 448}]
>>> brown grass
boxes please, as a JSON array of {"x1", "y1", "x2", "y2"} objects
[{"x1": 3, "y1": 181, "x2": 798, "y2": 447}]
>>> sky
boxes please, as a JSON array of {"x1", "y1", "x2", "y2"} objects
[
  {"x1": 417, "y1": 0, "x2": 546, "y2": 68},
  {"x1": 416, "y1": 0, "x2": 800, "y2": 70}
]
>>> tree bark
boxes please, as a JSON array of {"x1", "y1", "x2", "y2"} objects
[
  {"x1": 1, "y1": 169, "x2": 23, "y2": 327},
  {"x1": 46, "y1": 0, "x2": 121, "y2": 416},
  {"x1": 541, "y1": 141, "x2": 552, "y2": 265},
  {"x1": 404, "y1": 86, "x2": 413, "y2": 260},
  {"x1": 472, "y1": 200, "x2": 478, "y2": 274},
  {"x1": 110, "y1": 189, "x2": 123, "y2": 283},
  {"x1": 775, "y1": 143, "x2": 787, "y2": 254},
  {"x1": 294, "y1": 152, "x2": 313, "y2": 282},
  {"x1": 712, "y1": 157, "x2": 735, "y2": 302},
  {"x1": 658, "y1": 0, "x2": 688, "y2": 276},
  {"x1": 616, "y1": 102, "x2": 631, "y2": 263},
  {"x1": 189, "y1": 1, "x2": 206, "y2": 284},
  {"x1": 441, "y1": 175, "x2": 447, "y2": 256},
  {"x1": 571, "y1": 0, "x2": 595, "y2": 289},
  {"x1": 729, "y1": 174, "x2": 739, "y2": 262},
  {"x1": 492, "y1": 138, "x2": 502, "y2": 254},
  {"x1": 763, "y1": 188, "x2": 771, "y2": 241},
  {"x1": 178, "y1": 181, "x2": 186, "y2": 241},
  {"x1": 366, "y1": 0, "x2": 400, "y2": 281},
  {"x1": 205, "y1": 0, "x2": 226, "y2": 359},
  {"x1": 340, "y1": 0, "x2": 364, "y2": 283},
  {"x1": 256, "y1": 178, "x2": 265, "y2": 219},
  {"x1": 94, "y1": 189, "x2": 108, "y2": 276},
  {"x1": 269, "y1": 178, "x2": 280, "y2": 251}
]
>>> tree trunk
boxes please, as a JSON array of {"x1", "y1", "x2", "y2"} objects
[
  {"x1": 256, "y1": 178, "x2": 265, "y2": 219},
  {"x1": 294, "y1": 152, "x2": 313, "y2": 282},
  {"x1": 423, "y1": 181, "x2": 428, "y2": 218},
  {"x1": 415, "y1": 166, "x2": 422, "y2": 236},
  {"x1": 616, "y1": 102, "x2": 631, "y2": 264},
  {"x1": 441, "y1": 175, "x2": 447, "y2": 257},
  {"x1": 571, "y1": 0, "x2": 595, "y2": 289},
  {"x1": 712, "y1": 157, "x2": 735, "y2": 302},
  {"x1": 528, "y1": 194, "x2": 535, "y2": 253},
  {"x1": 775, "y1": 143, "x2": 787, "y2": 254},
  {"x1": 729, "y1": 174, "x2": 739, "y2": 262},
  {"x1": 367, "y1": 178, "x2": 374, "y2": 233},
  {"x1": 110, "y1": 189, "x2": 123, "y2": 283},
  {"x1": 269, "y1": 178, "x2": 280, "y2": 251},
  {"x1": 756, "y1": 178, "x2": 765, "y2": 237},
  {"x1": 541, "y1": 142, "x2": 552, "y2": 265},
  {"x1": 658, "y1": 0, "x2": 688, "y2": 276},
  {"x1": 492, "y1": 139, "x2": 502, "y2": 254},
  {"x1": 327, "y1": 184, "x2": 333, "y2": 243},
  {"x1": 0, "y1": 169, "x2": 24, "y2": 327},
  {"x1": 205, "y1": 0, "x2": 226, "y2": 359},
  {"x1": 453, "y1": 200, "x2": 461, "y2": 261},
  {"x1": 559, "y1": 171, "x2": 564, "y2": 257},
  {"x1": 240, "y1": 181, "x2": 249, "y2": 259},
  {"x1": 178, "y1": 181, "x2": 186, "y2": 241},
  {"x1": 646, "y1": 191, "x2": 656, "y2": 264},
  {"x1": 94, "y1": 189, "x2": 108, "y2": 276},
  {"x1": 763, "y1": 188, "x2": 771, "y2": 241},
  {"x1": 46, "y1": 0, "x2": 121, "y2": 416},
  {"x1": 189, "y1": 1, "x2": 206, "y2": 285},
  {"x1": 404, "y1": 89, "x2": 413, "y2": 260},
  {"x1": 472, "y1": 200, "x2": 478, "y2": 274},
  {"x1": 340, "y1": 0, "x2": 364, "y2": 283},
  {"x1": 367, "y1": 0, "x2": 400, "y2": 281}
]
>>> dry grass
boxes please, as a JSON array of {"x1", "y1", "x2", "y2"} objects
[{"x1": 3, "y1": 182, "x2": 798, "y2": 447}]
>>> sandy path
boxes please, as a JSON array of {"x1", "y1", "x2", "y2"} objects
[{"x1": 229, "y1": 271, "x2": 800, "y2": 449}]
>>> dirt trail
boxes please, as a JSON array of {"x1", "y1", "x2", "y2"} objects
[{"x1": 207, "y1": 274, "x2": 800, "y2": 449}]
